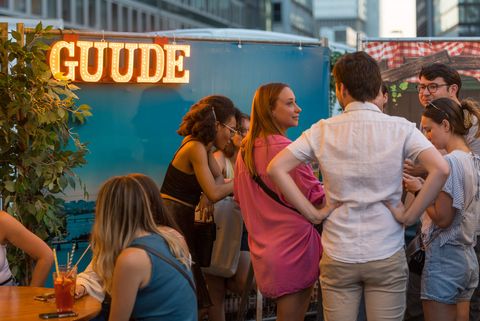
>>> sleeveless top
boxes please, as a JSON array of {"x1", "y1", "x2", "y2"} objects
[
  {"x1": 130, "y1": 234, "x2": 197, "y2": 321},
  {"x1": 0, "y1": 245, "x2": 13, "y2": 285},
  {"x1": 160, "y1": 139, "x2": 203, "y2": 206}
]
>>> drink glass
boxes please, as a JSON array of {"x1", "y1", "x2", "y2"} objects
[{"x1": 53, "y1": 266, "x2": 77, "y2": 312}]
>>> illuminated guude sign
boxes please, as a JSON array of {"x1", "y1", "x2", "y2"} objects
[{"x1": 48, "y1": 40, "x2": 190, "y2": 84}]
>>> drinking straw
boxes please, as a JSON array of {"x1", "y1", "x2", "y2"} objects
[
  {"x1": 66, "y1": 243, "x2": 91, "y2": 278},
  {"x1": 53, "y1": 248, "x2": 60, "y2": 277},
  {"x1": 67, "y1": 243, "x2": 76, "y2": 270}
]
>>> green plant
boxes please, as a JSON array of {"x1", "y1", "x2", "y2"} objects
[
  {"x1": 388, "y1": 81, "x2": 409, "y2": 104},
  {"x1": 0, "y1": 23, "x2": 91, "y2": 284},
  {"x1": 329, "y1": 50, "x2": 344, "y2": 116}
]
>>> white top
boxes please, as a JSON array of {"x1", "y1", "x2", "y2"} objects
[
  {"x1": 0, "y1": 245, "x2": 12, "y2": 284},
  {"x1": 422, "y1": 150, "x2": 480, "y2": 246},
  {"x1": 76, "y1": 262, "x2": 105, "y2": 301},
  {"x1": 287, "y1": 101, "x2": 433, "y2": 263}
]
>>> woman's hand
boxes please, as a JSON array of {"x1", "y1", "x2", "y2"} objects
[
  {"x1": 403, "y1": 173, "x2": 424, "y2": 194},
  {"x1": 196, "y1": 193, "x2": 214, "y2": 221},
  {"x1": 403, "y1": 159, "x2": 427, "y2": 177},
  {"x1": 385, "y1": 201, "x2": 407, "y2": 224},
  {"x1": 312, "y1": 200, "x2": 341, "y2": 225},
  {"x1": 74, "y1": 284, "x2": 87, "y2": 299}
]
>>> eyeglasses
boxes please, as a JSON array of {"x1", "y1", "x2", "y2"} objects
[
  {"x1": 416, "y1": 83, "x2": 449, "y2": 94},
  {"x1": 221, "y1": 123, "x2": 238, "y2": 136},
  {"x1": 427, "y1": 101, "x2": 449, "y2": 119}
]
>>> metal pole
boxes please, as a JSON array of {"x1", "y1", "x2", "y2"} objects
[{"x1": 22, "y1": 27, "x2": 326, "y2": 46}]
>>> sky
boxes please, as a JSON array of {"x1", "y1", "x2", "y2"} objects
[{"x1": 380, "y1": 0, "x2": 417, "y2": 37}]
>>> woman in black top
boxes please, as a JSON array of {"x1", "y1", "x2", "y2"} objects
[{"x1": 160, "y1": 95, "x2": 237, "y2": 312}]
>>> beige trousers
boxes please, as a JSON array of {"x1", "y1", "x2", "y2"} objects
[{"x1": 320, "y1": 249, "x2": 408, "y2": 321}]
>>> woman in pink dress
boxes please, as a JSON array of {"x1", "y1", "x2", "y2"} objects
[{"x1": 234, "y1": 83, "x2": 329, "y2": 321}]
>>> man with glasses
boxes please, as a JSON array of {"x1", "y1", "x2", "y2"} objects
[
  {"x1": 415, "y1": 63, "x2": 480, "y2": 153},
  {"x1": 405, "y1": 63, "x2": 480, "y2": 321}
]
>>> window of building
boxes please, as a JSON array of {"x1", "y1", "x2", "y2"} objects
[
  {"x1": 142, "y1": 12, "x2": 147, "y2": 32},
  {"x1": 89, "y1": 0, "x2": 96, "y2": 28},
  {"x1": 122, "y1": 6, "x2": 129, "y2": 32},
  {"x1": 112, "y1": 3, "x2": 118, "y2": 31},
  {"x1": 62, "y1": 0, "x2": 71, "y2": 22},
  {"x1": 132, "y1": 9, "x2": 138, "y2": 32},
  {"x1": 100, "y1": 0, "x2": 107, "y2": 29},
  {"x1": 76, "y1": 0, "x2": 84, "y2": 26},
  {"x1": 460, "y1": 4, "x2": 480, "y2": 23},
  {"x1": 150, "y1": 15, "x2": 155, "y2": 31},
  {"x1": 273, "y1": 3, "x2": 282, "y2": 22},
  {"x1": 47, "y1": 1, "x2": 57, "y2": 18},
  {"x1": 32, "y1": 0, "x2": 42, "y2": 15},
  {"x1": 0, "y1": 0, "x2": 7, "y2": 9},
  {"x1": 14, "y1": 0, "x2": 26, "y2": 12}
]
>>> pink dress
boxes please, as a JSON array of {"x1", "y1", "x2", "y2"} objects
[{"x1": 234, "y1": 135, "x2": 324, "y2": 298}]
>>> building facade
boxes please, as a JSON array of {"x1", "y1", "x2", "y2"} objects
[
  {"x1": 417, "y1": 0, "x2": 480, "y2": 37},
  {"x1": 0, "y1": 0, "x2": 267, "y2": 32},
  {"x1": 313, "y1": 0, "x2": 379, "y2": 46},
  {"x1": 270, "y1": 0, "x2": 315, "y2": 37}
]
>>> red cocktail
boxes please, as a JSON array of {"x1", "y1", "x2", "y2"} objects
[{"x1": 53, "y1": 266, "x2": 77, "y2": 312}]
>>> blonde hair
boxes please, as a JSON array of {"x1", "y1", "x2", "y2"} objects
[
  {"x1": 242, "y1": 83, "x2": 288, "y2": 176},
  {"x1": 91, "y1": 175, "x2": 191, "y2": 294}
]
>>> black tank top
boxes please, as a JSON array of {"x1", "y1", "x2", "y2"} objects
[{"x1": 160, "y1": 139, "x2": 203, "y2": 206}]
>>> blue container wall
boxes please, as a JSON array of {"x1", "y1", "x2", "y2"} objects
[
  {"x1": 53, "y1": 41, "x2": 330, "y2": 284},
  {"x1": 67, "y1": 41, "x2": 330, "y2": 200}
]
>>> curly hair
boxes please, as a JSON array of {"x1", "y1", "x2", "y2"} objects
[{"x1": 177, "y1": 95, "x2": 237, "y2": 145}]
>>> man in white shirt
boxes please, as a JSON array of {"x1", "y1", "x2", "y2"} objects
[{"x1": 267, "y1": 52, "x2": 450, "y2": 321}]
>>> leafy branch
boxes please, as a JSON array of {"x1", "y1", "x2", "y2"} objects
[{"x1": 0, "y1": 23, "x2": 91, "y2": 283}]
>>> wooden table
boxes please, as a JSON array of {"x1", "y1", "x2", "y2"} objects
[{"x1": 0, "y1": 286, "x2": 101, "y2": 321}]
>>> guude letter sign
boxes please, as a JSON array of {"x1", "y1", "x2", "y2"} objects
[{"x1": 48, "y1": 40, "x2": 190, "y2": 84}]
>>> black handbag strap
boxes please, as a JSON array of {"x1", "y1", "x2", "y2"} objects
[
  {"x1": 252, "y1": 173, "x2": 301, "y2": 214},
  {"x1": 241, "y1": 149, "x2": 300, "y2": 214},
  {"x1": 241, "y1": 149, "x2": 323, "y2": 234},
  {"x1": 129, "y1": 243, "x2": 196, "y2": 293},
  {"x1": 240, "y1": 149, "x2": 314, "y2": 217}
]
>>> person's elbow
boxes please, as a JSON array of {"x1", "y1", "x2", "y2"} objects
[
  {"x1": 39, "y1": 248, "x2": 54, "y2": 268},
  {"x1": 436, "y1": 159, "x2": 450, "y2": 181},
  {"x1": 266, "y1": 160, "x2": 278, "y2": 180},
  {"x1": 404, "y1": 217, "x2": 419, "y2": 226}
]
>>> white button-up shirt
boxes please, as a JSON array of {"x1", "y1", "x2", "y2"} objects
[{"x1": 288, "y1": 101, "x2": 433, "y2": 263}]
